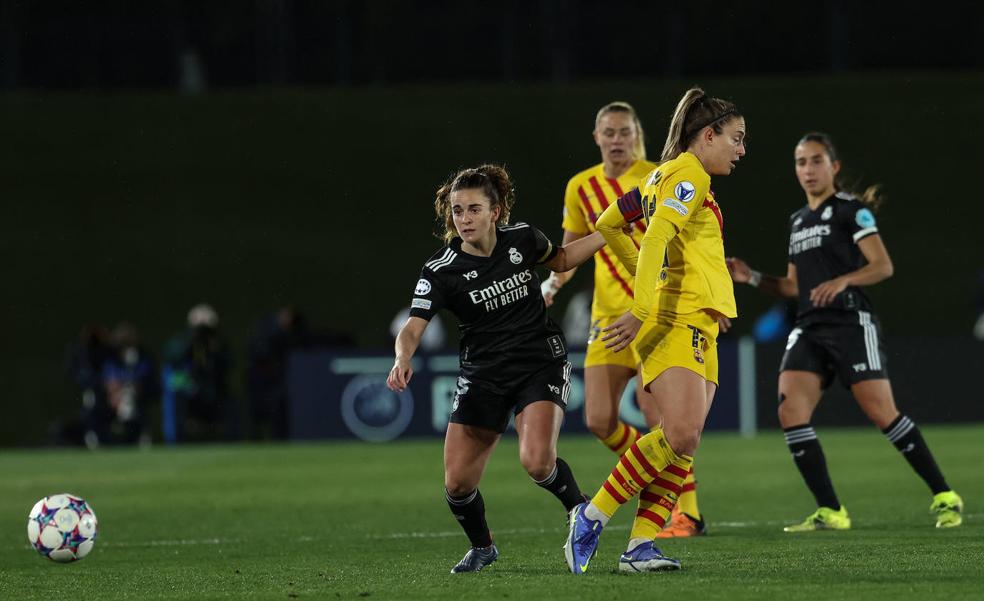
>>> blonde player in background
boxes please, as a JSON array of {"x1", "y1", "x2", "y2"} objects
[
  {"x1": 565, "y1": 87, "x2": 745, "y2": 574},
  {"x1": 542, "y1": 101, "x2": 707, "y2": 538}
]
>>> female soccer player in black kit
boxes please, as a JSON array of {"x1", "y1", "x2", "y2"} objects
[
  {"x1": 388, "y1": 165, "x2": 608, "y2": 573},
  {"x1": 727, "y1": 133, "x2": 963, "y2": 531}
]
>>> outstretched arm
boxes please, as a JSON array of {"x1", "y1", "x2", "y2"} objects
[
  {"x1": 727, "y1": 257, "x2": 799, "y2": 299},
  {"x1": 542, "y1": 231, "x2": 605, "y2": 272},
  {"x1": 387, "y1": 316, "x2": 428, "y2": 392},
  {"x1": 541, "y1": 230, "x2": 587, "y2": 307}
]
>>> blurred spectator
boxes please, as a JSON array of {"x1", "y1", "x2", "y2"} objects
[
  {"x1": 247, "y1": 306, "x2": 310, "y2": 440},
  {"x1": 975, "y1": 270, "x2": 984, "y2": 341},
  {"x1": 752, "y1": 301, "x2": 797, "y2": 344},
  {"x1": 162, "y1": 303, "x2": 235, "y2": 443},
  {"x1": 95, "y1": 322, "x2": 158, "y2": 447},
  {"x1": 62, "y1": 323, "x2": 112, "y2": 445}
]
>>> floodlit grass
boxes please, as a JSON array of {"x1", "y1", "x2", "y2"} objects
[{"x1": 1, "y1": 424, "x2": 981, "y2": 600}]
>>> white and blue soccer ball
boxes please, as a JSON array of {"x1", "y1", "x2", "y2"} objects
[{"x1": 27, "y1": 494, "x2": 98, "y2": 562}]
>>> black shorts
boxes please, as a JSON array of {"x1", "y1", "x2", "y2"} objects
[
  {"x1": 449, "y1": 360, "x2": 572, "y2": 433},
  {"x1": 780, "y1": 311, "x2": 888, "y2": 389}
]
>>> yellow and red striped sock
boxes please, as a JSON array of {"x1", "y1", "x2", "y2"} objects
[
  {"x1": 599, "y1": 421, "x2": 642, "y2": 456},
  {"x1": 630, "y1": 462, "x2": 692, "y2": 539},
  {"x1": 590, "y1": 428, "x2": 692, "y2": 519},
  {"x1": 676, "y1": 467, "x2": 700, "y2": 519}
]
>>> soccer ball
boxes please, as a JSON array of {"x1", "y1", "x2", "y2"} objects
[{"x1": 27, "y1": 493, "x2": 98, "y2": 562}]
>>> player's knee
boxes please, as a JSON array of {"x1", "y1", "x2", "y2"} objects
[
  {"x1": 585, "y1": 414, "x2": 616, "y2": 441},
  {"x1": 444, "y1": 472, "x2": 479, "y2": 497},
  {"x1": 519, "y1": 446, "x2": 556, "y2": 481},
  {"x1": 777, "y1": 398, "x2": 806, "y2": 427},
  {"x1": 663, "y1": 425, "x2": 701, "y2": 457}
]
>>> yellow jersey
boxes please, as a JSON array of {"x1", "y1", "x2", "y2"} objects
[
  {"x1": 561, "y1": 159, "x2": 658, "y2": 316},
  {"x1": 597, "y1": 152, "x2": 737, "y2": 320}
]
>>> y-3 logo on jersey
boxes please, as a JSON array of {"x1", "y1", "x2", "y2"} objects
[{"x1": 463, "y1": 270, "x2": 478, "y2": 280}]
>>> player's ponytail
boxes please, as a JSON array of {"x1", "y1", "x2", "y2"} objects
[
  {"x1": 661, "y1": 87, "x2": 740, "y2": 162},
  {"x1": 595, "y1": 101, "x2": 647, "y2": 161},
  {"x1": 798, "y1": 132, "x2": 886, "y2": 211},
  {"x1": 433, "y1": 164, "x2": 517, "y2": 243}
]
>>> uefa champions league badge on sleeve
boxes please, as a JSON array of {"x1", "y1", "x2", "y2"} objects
[
  {"x1": 856, "y1": 208, "x2": 876, "y2": 228},
  {"x1": 674, "y1": 181, "x2": 696, "y2": 202},
  {"x1": 415, "y1": 279, "x2": 432, "y2": 295}
]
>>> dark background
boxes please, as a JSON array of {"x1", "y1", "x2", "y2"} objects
[{"x1": 2, "y1": 1, "x2": 983, "y2": 446}]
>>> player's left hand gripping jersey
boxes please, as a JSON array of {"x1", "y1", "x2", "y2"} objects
[
  {"x1": 408, "y1": 224, "x2": 567, "y2": 379},
  {"x1": 595, "y1": 152, "x2": 737, "y2": 320}
]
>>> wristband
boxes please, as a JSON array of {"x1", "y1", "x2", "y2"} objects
[
  {"x1": 747, "y1": 270, "x2": 762, "y2": 287},
  {"x1": 540, "y1": 274, "x2": 561, "y2": 297}
]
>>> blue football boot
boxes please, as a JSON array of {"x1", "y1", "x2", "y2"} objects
[
  {"x1": 618, "y1": 541, "x2": 681, "y2": 573},
  {"x1": 564, "y1": 502, "x2": 603, "y2": 575}
]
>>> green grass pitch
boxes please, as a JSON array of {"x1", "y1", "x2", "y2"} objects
[{"x1": 1, "y1": 424, "x2": 981, "y2": 600}]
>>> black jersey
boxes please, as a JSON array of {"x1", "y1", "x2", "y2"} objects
[
  {"x1": 408, "y1": 223, "x2": 565, "y2": 380},
  {"x1": 787, "y1": 191, "x2": 880, "y2": 324}
]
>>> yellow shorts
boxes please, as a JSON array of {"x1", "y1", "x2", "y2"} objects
[
  {"x1": 584, "y1": 314, "x2": 642, "y2": 369},
  {"x1": 634, "y1": 310, "x2": 720, "y2": 387}
]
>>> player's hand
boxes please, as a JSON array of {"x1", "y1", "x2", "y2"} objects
[
  {"x1": 540, "y1": 274, "x2": 561, "y2": 307},
  {"x1": 718, "y1": 315, "x2": 732, "y2": 333},
  {"x1": 810, "y1": 276, "x2": 848, "y2": 307},
  {"x1": 387, "y1": 359, "x2": 414, "y2": 392},
  {"x1": 726, "y1": 257, "x2": 751, "y2": 283},
  {"x1": 602, "y1": 311, "x2": 643, "y2": 352}
]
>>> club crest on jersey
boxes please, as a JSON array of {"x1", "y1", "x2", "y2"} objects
[
  {"x1": 674, "y1": 181, "x2": 696, "y2": 202},
  {"x1": 856, "y1": 208, "x2": 876, "y2": 228},
  {"x1": 821, "y1": 206, "x2": 833, "y2": 221},
  {"x1": 508, "y1": 247, "x2": 523, "y2": 264},
  {"x1": 414, "y1": 278, "x2": 432, "y2": 295}
]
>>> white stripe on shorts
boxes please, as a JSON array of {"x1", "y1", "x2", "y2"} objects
[
  {"x1": 859, "y1": 311, "x2": 881, "y2": 370},
  {"x1": 561, "y1": 361, "x2": 572, "y2": 405}
]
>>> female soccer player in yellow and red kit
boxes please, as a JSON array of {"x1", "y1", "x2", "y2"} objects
[
  {"x1": 542, "y1": 101, "x2": 706, "y2": 538},
  {"x1": 565, "y1": 87, "x2": 745, "y2": 574},
  {"x1": 726, "y1": 133, "x2": 963, "y2": 531}
]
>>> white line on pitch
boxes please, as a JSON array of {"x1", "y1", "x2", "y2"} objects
[{"x1": 372, "y1": 513, "x2": 980, "y2": 540}]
